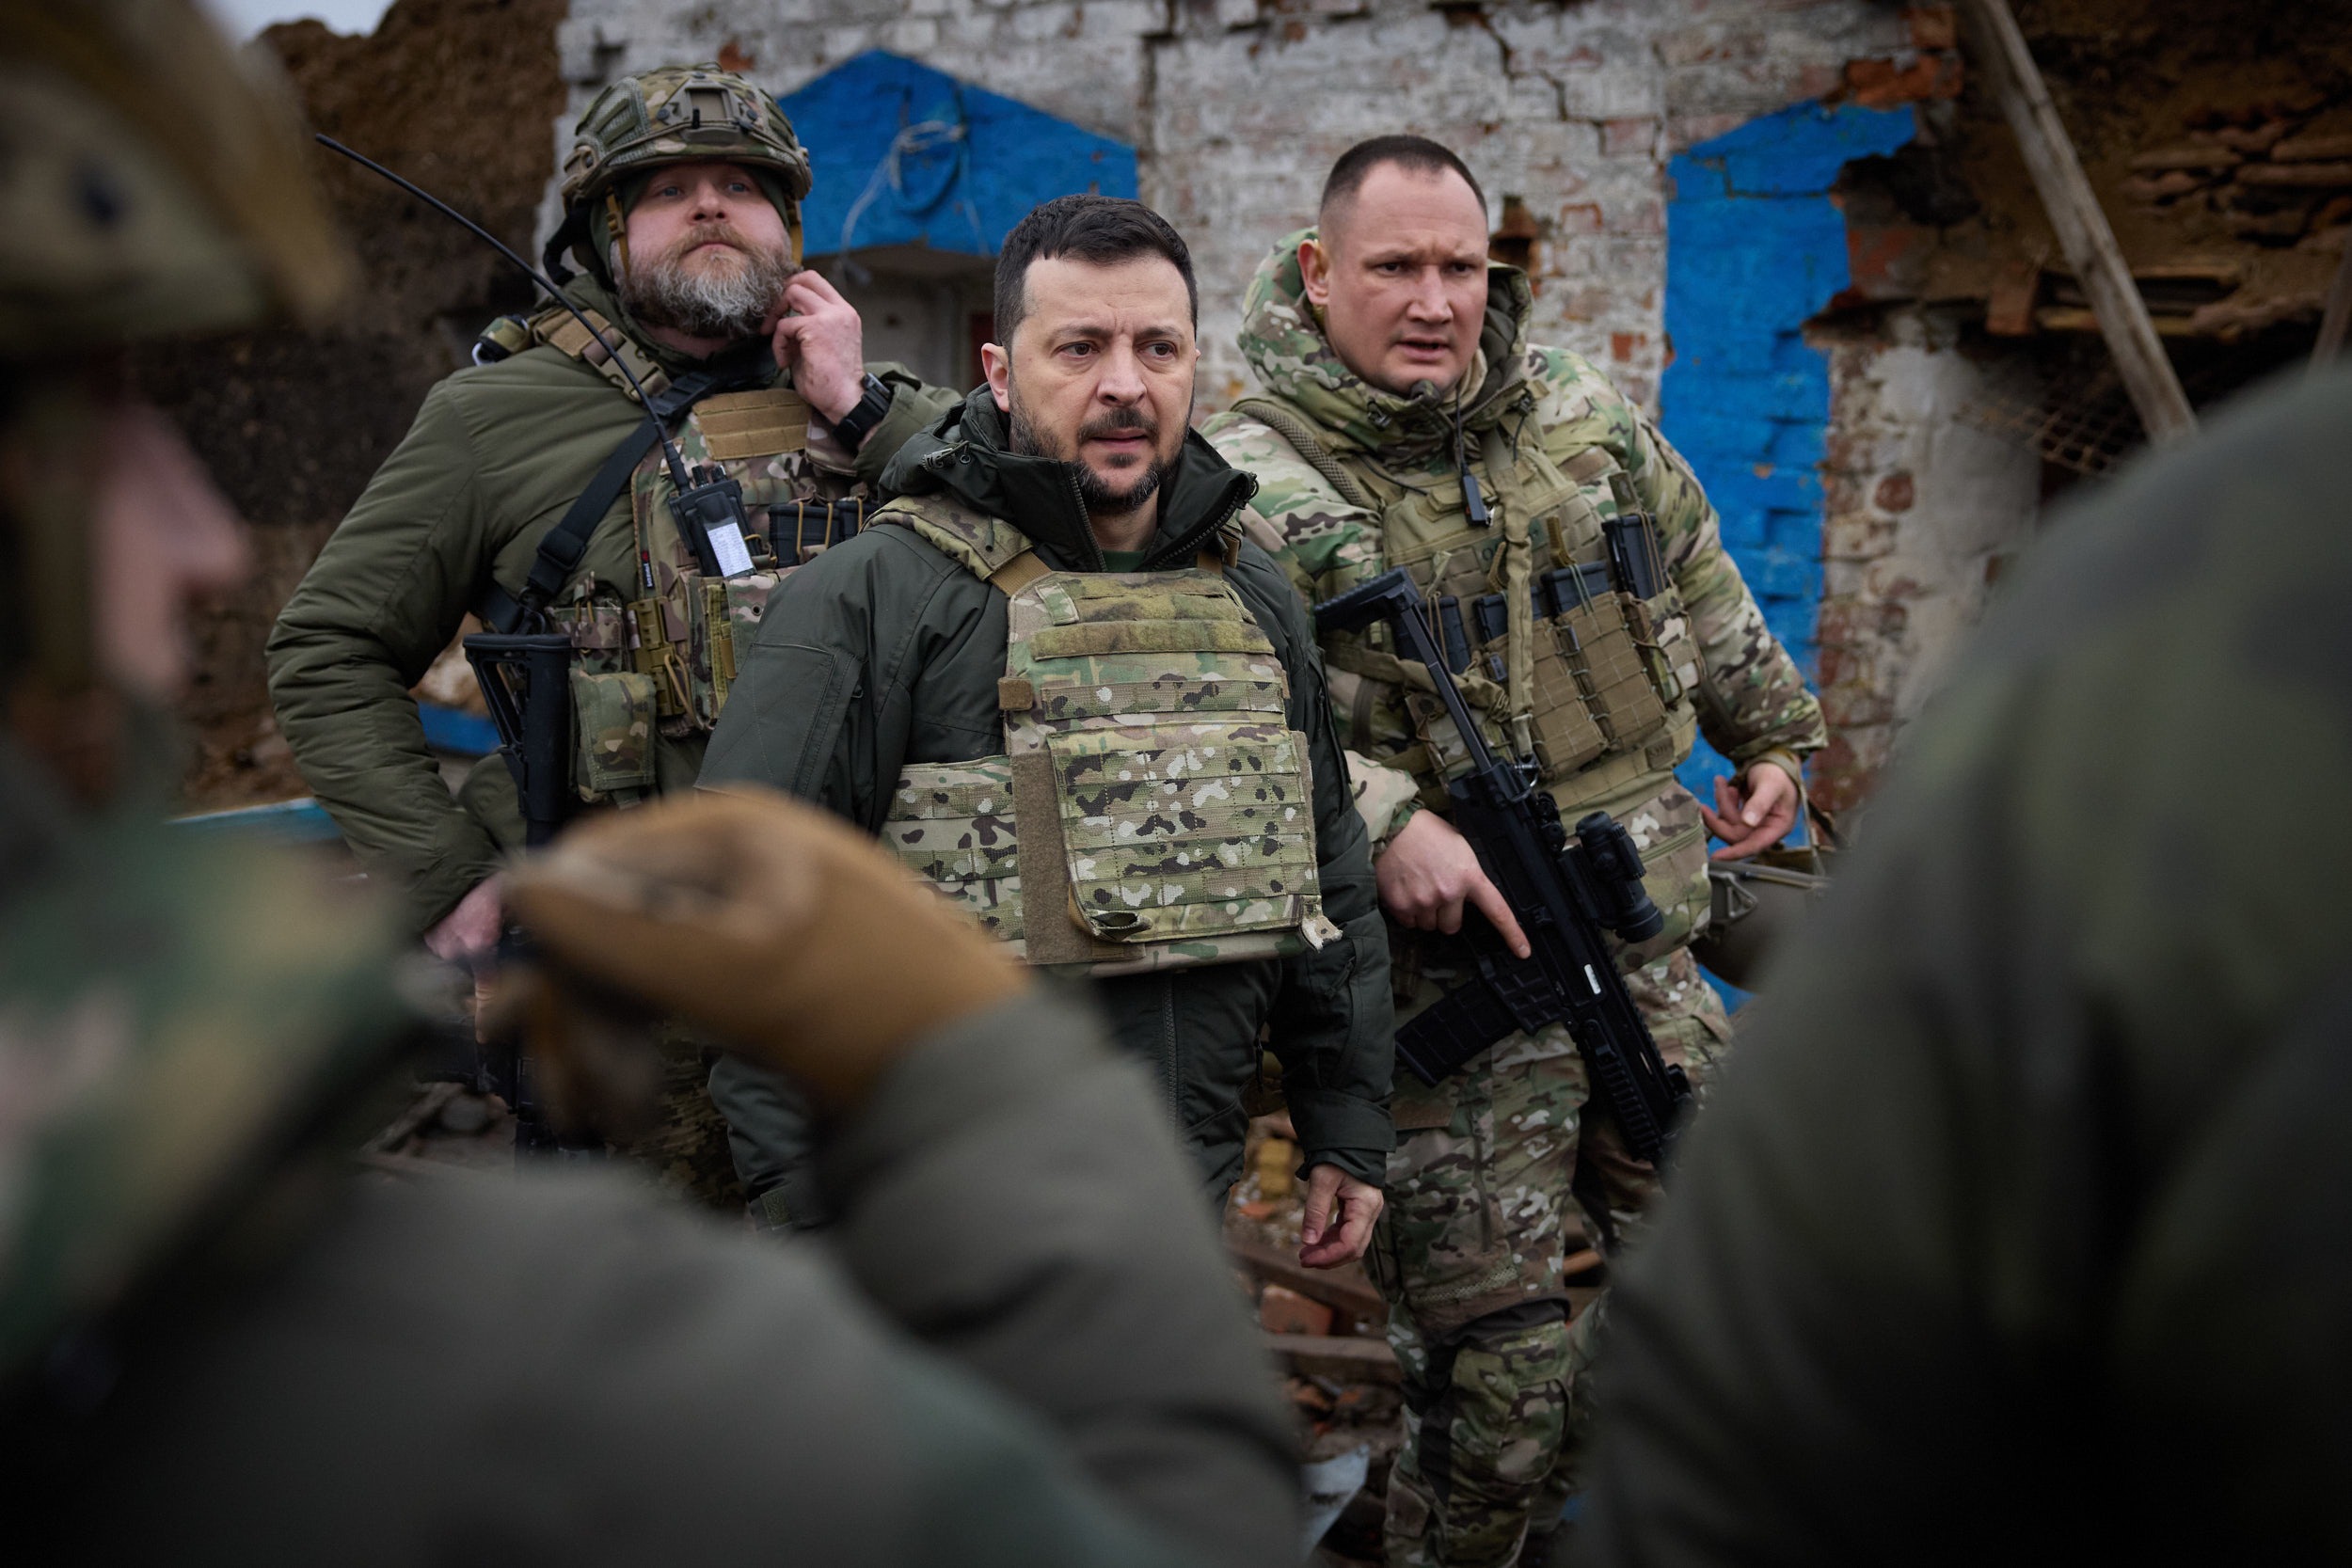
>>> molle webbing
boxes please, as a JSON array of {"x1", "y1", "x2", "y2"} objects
[
  {"x1": 880, "y1": 499, "x2": 1335, "y2": 974},
  {"x1": 476, "y1": 364, "x2": 731, "y2": 633}
]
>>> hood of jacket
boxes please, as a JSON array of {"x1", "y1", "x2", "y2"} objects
[
  {"x1": 1235, "y1": 227, "x2": 1535, "y2": 465},
  {"x1": 881, "y1": 385, "x2": 1257, "y2": 572}
]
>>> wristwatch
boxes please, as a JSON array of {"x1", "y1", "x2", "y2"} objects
[{"x1": 829, "y1": 372, "x2": 893, "y2": 451}]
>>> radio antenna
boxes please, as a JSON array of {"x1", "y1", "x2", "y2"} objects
[{"x1": 314, "y1": 135, "x2": 692, "y2": 491}]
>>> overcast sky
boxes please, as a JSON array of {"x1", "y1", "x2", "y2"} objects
[{"x1": 206, "y1": 0, "x2": 393, "y2": 37}]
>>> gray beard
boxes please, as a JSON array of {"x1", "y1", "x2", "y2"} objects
[{"x1": 620, "y1": 240, "x2": 793, "y2": 342}]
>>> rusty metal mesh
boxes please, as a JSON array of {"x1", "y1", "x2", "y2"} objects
[{"x1": 1958, "y1": 326, "x2": 2322, "y2": 477}]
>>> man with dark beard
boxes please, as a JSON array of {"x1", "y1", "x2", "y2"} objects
[
  {"x1": 702, "y1": 196, "x2": 1396, "y2": 1267},
  {"x1": 266, "y1": 66, "x2": 958, "y2": 1216}
]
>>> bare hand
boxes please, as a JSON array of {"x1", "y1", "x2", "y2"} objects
[
  {"x1": 424, "y1": 874, "x2": 503, "y2": 962},
  {"x1": 766, "y1": 269, "x2": 868, "y2": 427},
  {"x1": 1375, "y1": 809, "x2": 1531, "y2": 958},
  {"x1": 1699, "y1": 763, "x2": 1800, "y2": 861},
  {"x1": 1299, "y1": 1164, "x2": 1384, "y2": 1269}
]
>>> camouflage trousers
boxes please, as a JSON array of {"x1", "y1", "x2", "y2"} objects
[{"x1": 1372, "y1": 945, "x2": 1731, "y2": 1568}]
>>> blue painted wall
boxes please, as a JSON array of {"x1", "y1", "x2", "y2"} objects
[
  {"x1": 1661, "y1": 101, "x2": 1915, "y2": 804},
  {"x1": 780, "y1": 52, "x2": 1136, "y2": 261}
]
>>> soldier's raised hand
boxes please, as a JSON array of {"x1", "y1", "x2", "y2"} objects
[{"x1": 766, "y1": 268, "x2": 869, "y2": 430}]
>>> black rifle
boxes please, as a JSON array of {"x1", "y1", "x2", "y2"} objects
[{"x1": 1314, "y1": 568, "x2": 1695, "y2": 1166}]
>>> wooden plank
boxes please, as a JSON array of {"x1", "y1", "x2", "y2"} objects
[
  {"x1": 2275, "y1": 132, "x2": 2352, "y2": 164},
  {"x1": 1265, "y1": 1332, "x2": 1400, "y2": 1383},
  {"x1": 2236, "y1": 163, "x2": 2352, "y2": 189},
  {"x1": 1960, "y1": 0, "x2": 2197, "y2": 445},
  {"x1": 1227, "y1": 1235, "x2": 1388, "y2": 1321}
]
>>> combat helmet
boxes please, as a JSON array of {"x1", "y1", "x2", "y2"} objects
[
  {"x1": 544, "y1": 64, "x2": 815, "y2": 285},
  {"x1": 0, "y1": 0, "x2": 348, "y2": 356},
  {"x1": 0, "y1": 0, "x2": 350, "y2": 700}
]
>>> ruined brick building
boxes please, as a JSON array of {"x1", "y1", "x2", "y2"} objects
[{"x1": 164, "y1": 0, "x2": 2351, "y2": 817}]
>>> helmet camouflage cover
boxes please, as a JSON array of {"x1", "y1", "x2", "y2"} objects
[
  {"x1": 558, "y1": 64, "x2": 813, "y2": 275},
  {"x1": 562, "y1": 64, "x2": 813, "y2": 212},
  {"x1": 0, "y1": 0, "x2": 395, "y2": 1385},
  {"x1": 0, "y1": 0, "x2": 349, "y2": 356}
]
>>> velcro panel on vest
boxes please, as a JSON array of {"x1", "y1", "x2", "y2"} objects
[
  {"x1": 1030, "y1": 620, "x2": 1274, "y2": 660},
  {"x1": 1007, "y1": 748, "x2": 1102, "y2": 967},
  {"x1": 883, "y1": 758, "x2": 1025, "y2": 946},
  {"x1": 1047, "y1": 723, "x2": 1318, "y2": 944},
  {"x1": 695, "y1": 388, "x2": 810, "y2": 460}
]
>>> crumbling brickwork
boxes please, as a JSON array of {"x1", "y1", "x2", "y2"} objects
[
  {"x1": 551, "y1": 0, "x2": 1915, "y2": 406},
  {"x1": 1812, "y1": 306, "x2": 2040, "y2": 811}
]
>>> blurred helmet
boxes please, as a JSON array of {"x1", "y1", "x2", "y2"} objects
[
  {"x1": 0, "y1": 0, "x2": 350, "y2": 356},
  {"x1": 0, "y1": 2, "x2": 389, "y2": 1392},
  {"x1": 547, "y1": 64, "x2": 813, "y2": 281}
]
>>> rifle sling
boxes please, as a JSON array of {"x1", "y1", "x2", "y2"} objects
[{"x1": 478, "y1": 368, "x2": 733, "y2": 634}]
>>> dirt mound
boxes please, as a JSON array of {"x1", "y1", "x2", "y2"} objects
[{"x1": 139, "y1": 0, "x2": 567, "y2": 811}]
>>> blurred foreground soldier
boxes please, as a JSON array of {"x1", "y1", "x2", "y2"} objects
[
  {"x1": 703, "y1": 196, "x2": 1395, "y2": 1265},
  {"x1": 1577, "y1": 367, "x2": 2352, "y2": 1565},
  {"x1": 1203, "y1": 137, "x2": 1826, "y2": 1566},
  {"x1": 0, "y1": 8, "x2": 1296, "y2": 1562}
]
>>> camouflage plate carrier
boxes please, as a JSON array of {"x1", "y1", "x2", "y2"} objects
[
  {"x1": 476, "y1": 305, "x2": 875, "y2": 808},
  {"x1": 1211, "y1": 245, "x2": 1717, "y2": 960},
  {"x1": 876, "y1": 495, "x2": 1342, "y2": 976}
]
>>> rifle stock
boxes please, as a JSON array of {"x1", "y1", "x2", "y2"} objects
[{"x1": 1314, "y1": 568, "x2": 1693, "y2": 1167}]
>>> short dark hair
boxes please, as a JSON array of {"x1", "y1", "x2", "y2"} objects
[
  {"x1": 1319, "y1": 135, "x2": 1487, "y2": 231},
  {"x1": 993, "y1": 195, "x2": 1198, "y2": 344}
]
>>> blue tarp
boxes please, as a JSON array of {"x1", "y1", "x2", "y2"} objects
[{"x1": 780, "y1": 52, "x2": 1137, "y2": 262}]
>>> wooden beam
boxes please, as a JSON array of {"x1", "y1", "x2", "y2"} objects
[
  {"x1": 1227, "y1": 1235, "x2": 1388, "y2": 1322},
  {"x1": 1960, "y1": 0, "x2": 2197, "y2": 445},
  {"x1": 1264, "y1": 1332, "x2": 1400, "y2": 1383}
]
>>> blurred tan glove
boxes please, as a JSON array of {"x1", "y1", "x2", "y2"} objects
[{"x1": 501, "y1": 786, "x2": 1028, "y2": 1117}]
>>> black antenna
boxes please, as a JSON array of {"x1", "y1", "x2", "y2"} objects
[{"x1": 315, "y1": 135, "x2": 692, "y2": 491}]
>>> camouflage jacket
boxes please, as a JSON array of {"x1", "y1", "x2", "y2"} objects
[
  {"x1": 702, "y1": 388, "x2": 1393, "y2": 1190},
  {"x1": 0, "y1": 735, "x2": 410, "y2": 1387},
  {"x1": 265, "y1": 273, "x2": 960, "y2": 936},
  {"x1": 1203, "y1": 233, "x2": 1825, "y2": 942}
]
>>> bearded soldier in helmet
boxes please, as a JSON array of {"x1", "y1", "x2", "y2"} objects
[
  {"x1": 0, "y1": 7, "x2": 1298, "y2": 1561},
  {"x1": 1203, "y1": 137, "x2": 1827, "y2": 1566},
  {"x1": 267, "y1": 64, "x2": 959, "y2": 1210}
]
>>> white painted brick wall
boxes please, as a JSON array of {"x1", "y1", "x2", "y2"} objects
[
  {"x1": 1812, "y1": 308, "x2": 2042, "y2": 808},
  {"x1": 551, "y1": 0, "x2": 1906, "y2": 410}
]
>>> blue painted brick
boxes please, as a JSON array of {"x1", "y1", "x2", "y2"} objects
[{"x1": 1661, "y1": 99, "x2": 1915, "y2": 747}]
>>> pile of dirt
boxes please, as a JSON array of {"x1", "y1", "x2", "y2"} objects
[
  {"x1": 1912, "y1": 0, "x2": 2352, "y2": 325},
  {"x1": 137, "y1": 0, "x2": 567, "y2": 811}
]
